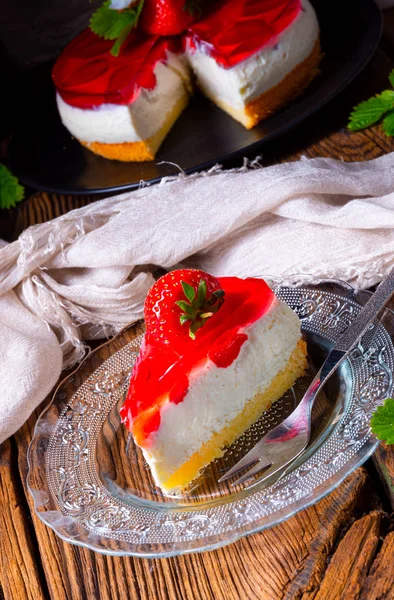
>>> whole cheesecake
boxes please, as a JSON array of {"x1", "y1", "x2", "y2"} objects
[
  {"x1": 120, "y1": 270, "x2": 307, "y2": 494},
  {"x1": 52, "y1": 0, "x2": 320, "y2": 161}
]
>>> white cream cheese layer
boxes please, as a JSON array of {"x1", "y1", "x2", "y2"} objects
[
  {"x1": 56, "y1": 54, "x2": 191, "y2": 144},
  {"x1": 186, "y1": 0, "x2": 319, "y2": 110},
  {"x1": 142, "y1": 297, "x2": 301, "y2": 487}
]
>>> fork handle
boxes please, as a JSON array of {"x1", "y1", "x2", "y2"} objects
[
  {"x1": 335, "y1": 265, "x2": 394, "y2": 353},
  {"x1": 294, "y1": 267, "x2": 394, "y2": 424},
  {"x1": 296, "y1": 265, "x2": 394, "y2": 417}
]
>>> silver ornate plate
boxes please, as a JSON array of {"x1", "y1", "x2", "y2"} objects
[{"x1": 28, "y1": 278, "x2": 394, "y2": 557}]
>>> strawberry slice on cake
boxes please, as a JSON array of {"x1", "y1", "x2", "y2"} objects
[{"x1": 120, "y1": 270, "x2": 307, "y2": 494}]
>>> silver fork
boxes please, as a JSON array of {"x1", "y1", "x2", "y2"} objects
[{"x1": 219, "y1": 266, "x2": 394, "y2": 490}]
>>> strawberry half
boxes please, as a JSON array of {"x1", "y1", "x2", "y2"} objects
[
  {"x1": 140, "y1": 0, "x2": 199, "y2": 36},
  {"x1": 144, "y1": 269, "x2": 225, "y2": 346}
]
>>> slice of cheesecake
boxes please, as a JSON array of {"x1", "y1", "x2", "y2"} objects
[
  {"x1": 120, "y1": 270, "x2": 307, "y2": 494},
  {"x1": 186, "y1": 0, "x2": 320, "y2": 129},
  {"x1": 53, "y1": 29, "x2": 192, "y2": 161}
]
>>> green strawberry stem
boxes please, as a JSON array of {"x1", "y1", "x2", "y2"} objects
[{"x1": 176, "y1": 279, "x2": 224, "y2": 339}]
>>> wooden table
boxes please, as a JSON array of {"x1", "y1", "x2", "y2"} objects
[{"x1": 3, "y1": 12, "x2": 394, "y2": 600}]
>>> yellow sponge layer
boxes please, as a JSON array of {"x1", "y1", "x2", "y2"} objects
[
  {"x1": 160, "y1": 339, "x2": 308, "y2": 494},
  {"x1": 199, "y1": 38, "x2": 321, "y2": 129}
]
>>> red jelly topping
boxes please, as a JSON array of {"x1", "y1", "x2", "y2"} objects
[
  {"x1": 187, "y1": 0, "x2": 301, "y2": 69},
  {"x1": 52, "y1": 0, "x2": 301, "y2": 109},
  {"x1": 120, "y1": 277, "x2": 275, "y2": 447},
  {"x1": 52, "y1": 28, "x2": 182, "y2": 109}
]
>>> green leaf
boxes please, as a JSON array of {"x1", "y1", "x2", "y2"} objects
[
  {"x1": 90, "y1": 0, "x2": 144, "y2": 56},
  {"x1": 389, "y1": 69, "x2": 394, "y2": 89},
  {"x1": 181, "y1": 281, "x2": 195, "y2": 303},
  {"x1": 371, "y1": 398, "x2": 394, "y2": 444},
  {"x1": 348, "y1": 91, "x2": 394, "y2": 131},
  {"x1": 90, "y1": 1, "x2": 134, "y2": 40},
  {"x1": 382, "y1": 109, "x2": 394, "y2": 136},
  {"x1": 110, "y1": 23, "x2": 133, "y2": 57},
  {"x1": 175, "y1": 300, "x2": 194, "y2": 315},
  {"x1": 0, "y1": 164, "x2": 25, "y2": 210},
  {"x1": 197, "y1": 279, "x2": 207, "y2": 305},
  {"x1": 179, "y1": 314, "x2": 191, "y2": 325}
]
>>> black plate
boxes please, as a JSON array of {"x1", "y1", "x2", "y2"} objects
[{"x1": 9, "y1": 0, "x2": 382, "y2": 195}]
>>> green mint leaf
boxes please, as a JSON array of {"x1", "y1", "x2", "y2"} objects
[
  {"x1": 90, "y1": 1, "x2": 134, "y2": 40},
  {"x1": 110, "y1": 23, "x2": 133, "y2": 56},
  {"x1": 90, "y1": 0, "x2": 144, "y2": 55},
  {"x1": 382, "y1": 109, "x2": 394, "y2": 136},
  {"x1": 181, "y1": 281, "x2": 195, "y2": 303},
  {"x1": 371, "y1": 398, "x2": 394, "y2": 444},
  {"x1": 348, "y1": 91, "x2": 394, "y2": 131},
  {"x1": 197, "y1": 279, "x2": 207, "y2": 305},
  {"x1": 389, "y1": 69, "x2": 394, "y2": 89},
  {"x1": 175, "y1": 300, "x2": 194, "y2": 315},
  {"x1": 0, "y1": 164, "x2": 25, "y2": 210},
  {"x1": 380, "y1": 90, "x2": 394, "y2": 102},
  {"x1": 134, "y1": 0, "x2": 145, "y2": 20}
]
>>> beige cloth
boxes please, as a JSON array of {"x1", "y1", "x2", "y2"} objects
[{"x1": 2, "y1": 153, "x2": 394, "y2": 443}]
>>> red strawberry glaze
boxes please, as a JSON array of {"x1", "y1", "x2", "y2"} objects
[
  {"x1": 52, "y1": 28, "x2": 183, "y2": 109},
  {"x1": 52, "y1": 0, "x2": 301, "y2": 110},
  {"x1": 120, "y1": 277, "x2": 276, "y2": 447},
  {"x1": 186, "y1": 0, "x2": 301, "y2": 69}
]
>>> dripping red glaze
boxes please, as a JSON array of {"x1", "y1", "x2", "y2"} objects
[
  {"x1": 187, "y1": 0, "x2": 301, "y2": 68},
  {"x1": 120, "y1": 277, "x2": 275, "y2": 446},
  {"x1": 52, "y1": 0, "x2": 301, "y2": 109},
  {"x1": 52, "y1": 28, "x2": 182, "y2": 108}
]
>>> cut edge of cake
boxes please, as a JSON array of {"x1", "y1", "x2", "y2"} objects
[
  {"x1": 200, "y1": 38, "x2": 321, "y2": 131},
  {"x1": 80, "y1": 90, "x2": 189, "y2": 161},
  {"x1": 187, "y1": 0, "x2": 320, "y2": 129},
  {"x1": 149, "y1": 338, "x2": 307, "y2": 494},
  {"x1": 55, "y1": 50, "x2": 192, "y2": 162}
]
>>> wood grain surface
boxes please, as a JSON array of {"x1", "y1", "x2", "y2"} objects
[{"x1": 2, "y1": 9, "x2": 394, "y2": 600}]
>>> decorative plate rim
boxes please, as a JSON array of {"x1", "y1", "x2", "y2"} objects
[{"x1": 27, "y1": 277, "x2": 393, "y2": 557}]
